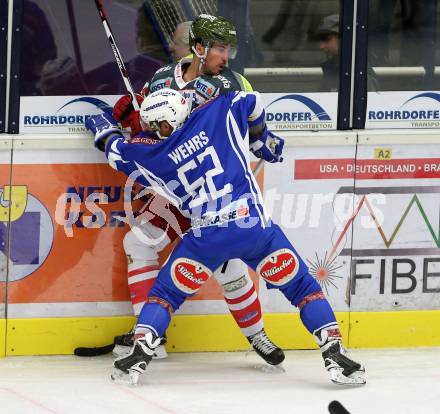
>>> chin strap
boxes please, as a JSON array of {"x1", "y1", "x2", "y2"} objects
[{"x1": 191, "y1": 44, "x2": 210, "y2": 75}]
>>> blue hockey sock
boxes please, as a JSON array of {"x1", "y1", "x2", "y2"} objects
[
  {"x1": 300, "y1": 298, "x2": 337, "y2": 334},
  {"x1": 137, "y1": 302, "x2": 171, "y2": 337}
]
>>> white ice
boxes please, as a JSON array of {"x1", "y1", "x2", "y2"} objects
[{"x1": 1, "y1": 348, "x2": 439, "y2": 414}]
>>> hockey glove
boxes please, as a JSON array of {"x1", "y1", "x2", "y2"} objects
[
  {"x1": 250, "y1": 127, "x2": 284, "y2": 163},
  {"x1": 113, "y1": 94, "x2": 143, "y2": 137},
  {"x1": 85, "y1": 113, "x2": 121, "y2": 151}
]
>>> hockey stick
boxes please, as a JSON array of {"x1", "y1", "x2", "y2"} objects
[
  {"x1": 76, "y1": 3, "x2": 141, "y2": 357},
  {"x1": 94, "y1": 0, "x2": 139, "y2": 110},
  {"x1": 328, "y1": 400, "x2": 350, "y2": 414},
  {"x1": 74, "y1": 343, "x2": 115, "y2": 357}
]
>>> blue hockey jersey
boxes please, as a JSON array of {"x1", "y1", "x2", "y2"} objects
[{"x1": 105, "y1": 91, "x2": 270, "y2": 229}]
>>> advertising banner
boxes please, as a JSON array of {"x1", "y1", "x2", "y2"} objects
[
  {"x1": 5, "y1": 142, "x2": 440, "y2": 318},
  {"x1": 262, "y1": 93, "x2": 338, "y2": 131},
  {"x1": 4, "y1": 162, "x2": 129, "y2": 315},
  {"x1": 266, "y1": 144, "x2": 440, "y2": 312},
  {"x1": 0, "y1": 151, "x2": 10, "y2": 318},
  {"x1": 19, "y1": 93, "x2": 338, "y2": 135},
  {"x1": 19, "y1": 95, "x2": 120, "y2": 135},
  {"x1": 262, "y1": 145, "x2": 357, "y2": 313},
  {"x1": 349, "y1": 144, "x2": 440, "y2": 311},
  {"x1": 3, "y1": 152, "x2": 263, "y2": 318},
  {"x1": 366, "y1": 91, "x2": 440, "y2": 129}
]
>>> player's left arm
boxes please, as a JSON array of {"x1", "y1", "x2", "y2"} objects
[
  {"x1": 85, "y1": 113, "x2": 136, "y2": 175},
  {"x1": 235, "y1": 91, "x2": 284, "y2": 163}
]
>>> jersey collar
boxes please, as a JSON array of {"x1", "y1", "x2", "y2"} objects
[{"x1": 175, "y1": 56, "x2": 196, "y2": 89}]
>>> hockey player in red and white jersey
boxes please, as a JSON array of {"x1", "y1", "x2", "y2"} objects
[{"x1": 111, "y1": 15, "x2": 284, "y2": 365}]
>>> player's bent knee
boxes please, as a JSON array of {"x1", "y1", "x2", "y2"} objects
[
  {"x1": 171, "y1": 257, "x2": 213, "y2": 294},
  {"x1": 222, "y1": 274, "x2": 248, "y2": 293},
  {"x1": 123, "y1": 229, "x2": 159, "y2": 262},
  {"x1": 257, "y1": 248, "x2": 300, "y2": 286}
]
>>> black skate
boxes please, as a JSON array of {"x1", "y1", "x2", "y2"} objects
[
  {"x1": 113, "y1": 329, "x2": 167, "y2": 359},
  {"x1": 247, "y1": 329, "x2": 285, "y2": 366},
  {"x1": 111, "y1": 331, "x2": 161, "y2": 386},
  {"x1": 315, "y1": 325, "x2": 366, "y2": 386}
]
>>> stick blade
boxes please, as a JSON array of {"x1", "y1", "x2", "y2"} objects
[
  {"x1": 328, "y1": 400, "x2": 350, "y2": 414},
  {"x1": 74, "y1": 344, "x2": 115, "y2": 357}
]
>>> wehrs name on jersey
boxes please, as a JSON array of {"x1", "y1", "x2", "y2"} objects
[{"x1": 168, "y1": 131, "x2": 210, "y2": 164}]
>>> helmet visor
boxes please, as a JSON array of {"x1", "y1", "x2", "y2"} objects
[{"x1": 209, "y1": 43, "x2": 237, "y2": 59}]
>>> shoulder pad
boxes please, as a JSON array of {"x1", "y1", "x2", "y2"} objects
[{"x1": 155, "y1": 65, "x2": 173, "y2": 75}]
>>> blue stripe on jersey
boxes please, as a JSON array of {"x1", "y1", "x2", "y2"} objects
[
  {"x1": 225, "y1": 109, "x2": 269, "y2": 227},
  {"x1": 231, "y1": 91, "x2": 265, "y2": 128}
]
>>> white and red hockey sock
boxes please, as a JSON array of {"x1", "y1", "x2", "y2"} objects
[
  {"x1": 223, "y1": 277, "x2": 263, "y2": 338},
  {"x1": 127, "y1": 261, "x2": 160, "y2": 316}
]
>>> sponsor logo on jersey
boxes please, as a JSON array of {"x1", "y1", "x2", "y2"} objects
[
  {"x1": 266, "y1": 94, "x2": 333, "y2": 131},
  {"x1": 191, "y1": 199, "x2": 250, "y2": 229},
  {"x1": 22, "y1": 97, "x2": 112, "y2": 128},
  {"x1": 213, "y1": 74, "x2": 231, "y2": 89},
  {"x1": 367, "y1": 92, "x2": 440, "y2": 128},
  {"x1": 257, "y1": 248, "x2": 299, "y2": 286},
  {"x1": 171, "y1": 258, "x2": 211, "y2": 294},
  {"x1": 130, "y1": 136, "x2": 161, "y2": 145},
  {"x1": 150, "y1": 77, "x2": 174, "y2": 93},
  {"x1": 195, "y1": 78, "x2": 217, "y2": 100},
  {"x1": 0, "y1": 186, "x2": 53, "y2": 282}
]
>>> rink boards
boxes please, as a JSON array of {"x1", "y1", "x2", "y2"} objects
[{"x1": 1, "y1": 130, "x2": 440, "y2": 355}]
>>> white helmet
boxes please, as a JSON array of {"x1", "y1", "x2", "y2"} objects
[{"x1": 140, "y1": 88, "x2": 190, "y2": 137}]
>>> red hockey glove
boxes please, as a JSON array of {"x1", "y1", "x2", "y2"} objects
[{"x1": 112, "y1": 94, "x2": 143, "y2": 137}]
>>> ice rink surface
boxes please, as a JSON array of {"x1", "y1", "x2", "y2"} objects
[{"x1": 1, "y1": 348, "x2": 439, "y2": 414}]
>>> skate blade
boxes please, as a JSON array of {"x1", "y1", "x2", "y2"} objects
[
  {"x1": 329, "y1": 367, "x2": 366, "y2": 386},
  {"x1": 112, "y1": 344, "x2": 131, "y2": 358},
  {"x1": 152, "y1": 344, "x2": 168, "y2": 360},
  {"x1": 111, "y1": 368, "x2": 141, "y2": 386}
]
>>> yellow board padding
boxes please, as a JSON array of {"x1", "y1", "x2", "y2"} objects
[
  {"x1": 0, "y1": 319, "x2": 5, "y2": 357},
  {"x1": 6, "y1": 313, "x2": 349, "y2": 356},
  {"x1": 166, "y1": 313, "x2": 349, "y2": 352},
  {"x1": 5, "y1": 310, "x2": 440, "y2": 356},
  {"x1": 6, "y1": 316, "x2": 135, "y2": 356},
  {"x1": 348, "y1": 310, "x2": 440, "y2": 348}
]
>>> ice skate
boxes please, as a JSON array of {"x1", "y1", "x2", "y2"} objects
[
  {"x1": 247, "y1": 329, "x2": 285, "y2": 366},
  {"x1": 315, "y1": 325, "x2": 366, "y2": 386},
  {"x1": 113, "y1": 329, "x2": 167, "y2": 359},
  {"x1": 111, "y1": 330, "x2": 161, "y2": 386}
]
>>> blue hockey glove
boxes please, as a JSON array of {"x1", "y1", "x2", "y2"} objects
[
  {"x1": 250, "y1": 127, "x2": 284, "y2": 163},
  {"x1": 85, "y1": 113, "x2": 121, "y2": 151}
]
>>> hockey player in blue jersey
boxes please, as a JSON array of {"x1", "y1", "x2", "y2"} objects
[{"x1": 86, "y1": 88, "x2": 366, "y2": 386}]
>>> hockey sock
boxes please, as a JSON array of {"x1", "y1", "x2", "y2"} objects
[
  {"x1": 137, "y1": 299, "x2": 172, "y2": 337},
  {"x1": 299, "y1": 293, "x2": 337, "y2": 334},
  {"x1": 223, "y1": 277, "x2": 263, "y2": 337},
  {"x1": 127, "y1": 261, "x2": 160, "y2": 316}
]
